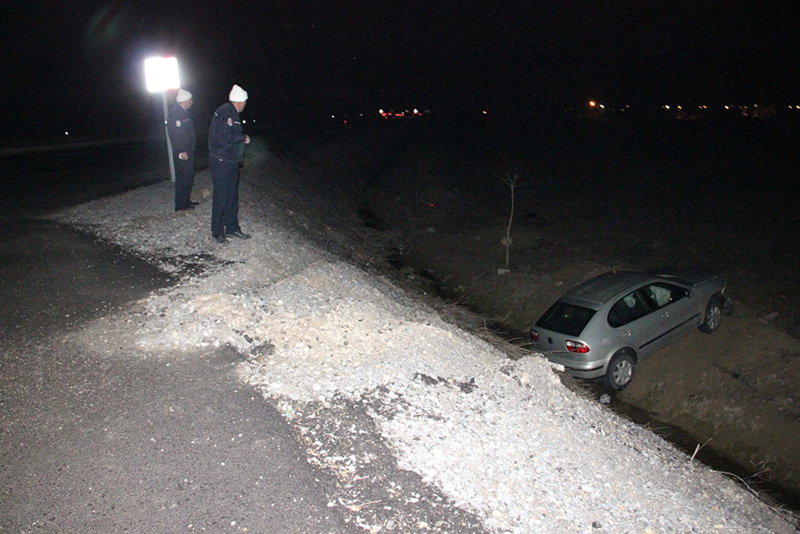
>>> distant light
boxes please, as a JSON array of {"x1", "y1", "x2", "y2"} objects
[
  {"x1": 64, "y1": 131, "x2": 69, "y2": 136},
  {"x1": 589, "y1": 100, "x2": 596, "y2": 107},
  {"x1": 144, "y1": 57, "x2": 179, "y2": 93}
]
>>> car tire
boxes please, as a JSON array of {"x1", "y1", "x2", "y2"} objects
[
  {"x1": 604, "y1": 352, "x2": 635, "y2": 391},
  {"x1": 699, "y1": 298, "x2": 722, "y2": 334}
]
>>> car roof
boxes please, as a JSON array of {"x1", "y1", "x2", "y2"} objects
[{"x1": 561, "y1": 271, "x2": 652, "y2": 307}]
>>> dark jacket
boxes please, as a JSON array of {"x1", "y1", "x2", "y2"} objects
[
  {"x1": 208, "y1": 101, "x2": 246, "y2": 162},
  {"x1": 167, "y1": 103, "x2": 196, "y2": 155}
]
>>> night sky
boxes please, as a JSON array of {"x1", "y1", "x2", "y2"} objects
[{"x1": 2, "y1": 0, "x2": 798, "y2": 141}]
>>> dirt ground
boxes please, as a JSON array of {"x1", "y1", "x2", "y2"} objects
[{"x1": 353, "y1": 118, "x2": 800, "y2": 508}]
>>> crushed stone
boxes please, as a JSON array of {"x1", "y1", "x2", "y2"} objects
[{"x1": 51, "y1": 145, "x2": 797, "y2": 533}]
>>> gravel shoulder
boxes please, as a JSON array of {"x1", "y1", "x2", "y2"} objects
[{"x1": 45, "y1": 138, "x2": 798, "y2": 533}]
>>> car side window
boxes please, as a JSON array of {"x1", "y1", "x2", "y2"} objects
[
  {"x1": 608, "y1": 290, "x2": 650, "y2": 328},
  {"x1": 642, "y1": 282, "x2": 687, "y2": 310}
]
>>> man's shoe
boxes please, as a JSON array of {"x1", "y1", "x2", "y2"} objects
[
  {"x1": 176, "y1": 205, "x2": 195, "y2": 211},
  {"x1": 189, "y1": 201, "x2": 199, "y2": 206},
  {"x1": 213, "y1": 235, "x2": 228, "y2": 244},
  {"x1": 226, "y1": 231, "x2": 251, "y2": 239}
]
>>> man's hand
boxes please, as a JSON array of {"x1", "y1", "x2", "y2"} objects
[
  {"x1": 179, "y1": 152, "x2": 189, "y2": 160},
  {"x1": 244, "y1": 135, "x2": 251, "y2": 144}
]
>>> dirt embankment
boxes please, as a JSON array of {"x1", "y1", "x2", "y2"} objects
[{"x1": 348, "y1": 119, "x2": 800, "y2": 508}]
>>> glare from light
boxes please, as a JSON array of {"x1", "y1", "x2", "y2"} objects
[
  {"x1": 144, "y1": 57, "x2": 180, "y2": 93},
  {"x1": 145, "y1": 56, "x2": 180, "y2": 183}
]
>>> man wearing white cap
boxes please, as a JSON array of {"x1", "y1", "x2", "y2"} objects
[
  {"x1": 167, "y1": 89, "x2": 197, "y2": 211},
  {"x1": 208, "y1": 84, "x2": 251, "y2": 243}
]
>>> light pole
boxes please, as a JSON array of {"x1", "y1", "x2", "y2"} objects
[{"x1": 144, "y1": 56, "x2": 180, "y2": 182}]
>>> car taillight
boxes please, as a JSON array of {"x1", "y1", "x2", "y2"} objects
[
  {"x1": 530, "y1": 329, "x2": 539, "y2": 342},
  {"x1": 565, "y1": 340, "x2": 589, "y2": 353}
]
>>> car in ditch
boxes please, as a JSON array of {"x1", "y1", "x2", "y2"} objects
[{"x1": 530, "y1": 269, "x2": 730, "y2": 390}]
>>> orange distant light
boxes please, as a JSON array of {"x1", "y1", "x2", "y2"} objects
[{"x1": 589, "y1": 101, "x2": 596, "y2": 107}]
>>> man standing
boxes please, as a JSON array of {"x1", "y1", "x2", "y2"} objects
[
  {"x1": 167, "y1": 89, "x2": 197, "y2": 211},
  {"x1": 208, "y1": 84, "x2": 251, "y2": 243}
]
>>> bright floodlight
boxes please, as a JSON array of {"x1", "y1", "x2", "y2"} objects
[
  {"x1": 144, "y1": 57, "x2": 180, "y2": 92},
  {"x1": 144, "y1": 56, "x2": 180, "y2": 182}
]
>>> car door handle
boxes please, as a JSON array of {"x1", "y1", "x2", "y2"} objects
[
  {"x1": 623, "y1": 330, "x2": 632, "y2": 337},
  {"x1": 661, "y1": 311, "x2": 670, "y2": 318}
]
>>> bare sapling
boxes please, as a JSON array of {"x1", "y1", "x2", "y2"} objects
[{"x1": 493, "y1": 157, "x2": 525, "y2": 272}]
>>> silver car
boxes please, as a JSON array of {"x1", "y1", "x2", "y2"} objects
[{"x1": 530, "y1": 269, "x2": 729, "y2": 390}]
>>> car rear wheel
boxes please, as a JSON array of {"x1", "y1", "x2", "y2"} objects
[
  {"x1": 604, "y1": 352, "x2": 635, "y2": 391},
  {"x1": 699, "y1": 298, "x2": 722, "y2": 334}
]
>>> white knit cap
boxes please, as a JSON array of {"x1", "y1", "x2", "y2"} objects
[
  {"x1": 229, "y1": 84, "x2": 248, "y2": 102},
  {"x1": 176, "y1": 89, "x2": 192, "y2": 102}
]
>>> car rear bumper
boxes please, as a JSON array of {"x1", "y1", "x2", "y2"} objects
[{"x1": 537, "y1": 350, "x2": 608, "y2": 380}]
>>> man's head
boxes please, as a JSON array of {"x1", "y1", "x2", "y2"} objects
[
  {"x1": 229, "y1": 84, "x2": 248, "y2": 112},
  {"x1": 177, "y1": 89, "x2": 193, "y2": 109}
]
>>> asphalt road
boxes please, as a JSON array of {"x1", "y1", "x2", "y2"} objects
[{"x1": 0, "y1": 144, "x2": 357, "y2": 532}]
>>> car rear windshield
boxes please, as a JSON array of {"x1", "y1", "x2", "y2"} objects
[{"x1": 536, "y1": 302, "x2": 596, "y2": 337}]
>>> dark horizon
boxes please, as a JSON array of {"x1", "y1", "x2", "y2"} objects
[{"x1": 2, "y1": 1, "x2": 799, "y2": 142}]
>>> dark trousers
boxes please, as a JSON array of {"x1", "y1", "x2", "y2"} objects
[
  {"x1": 174, "y1": 155, "x2": 196, "y2": 210},
  {"x1": 210, "y1": 157, "x2": 241, "y2": 237}
]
